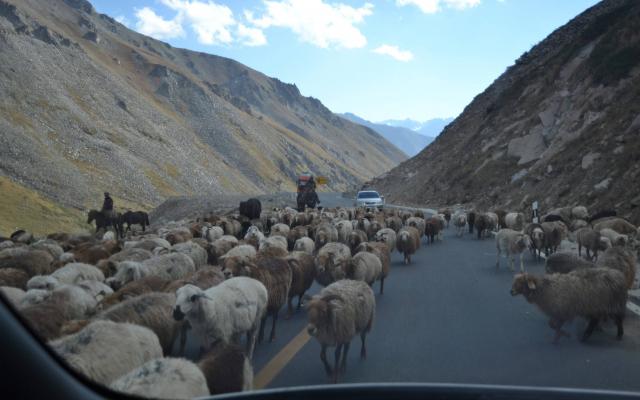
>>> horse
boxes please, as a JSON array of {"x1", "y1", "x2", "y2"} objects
[
  {"x1": 87, "y1": 209, "x2": 122, "y2": 238},
  {"x1": 120, "y1": 211, "x2": 150, "y2": 233}
]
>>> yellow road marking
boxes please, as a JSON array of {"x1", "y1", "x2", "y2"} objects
[{"x1": 253, "y1": 328, "x2": 311, "y2": 389}]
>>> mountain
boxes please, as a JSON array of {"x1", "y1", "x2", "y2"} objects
[
  {"x1": 380, "y1": 117, "x2": 454, "y2": 137},
  {"x1": 340, "y1": 113, "x2": 433, "y2": 157},
  {"x1": 370, "y1": 0, "x2": 640, "y2": 224},
  {"x1": 0, "y1": 0, "x2": 405, "y2": 234}
]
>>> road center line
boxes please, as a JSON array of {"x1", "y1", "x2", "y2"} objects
[{"x1": 254, "y1": 327, "x2": 311, "y2": 390}]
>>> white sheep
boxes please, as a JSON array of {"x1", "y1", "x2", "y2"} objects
[
  {"x1": 571, "y1": 206, "x2": 589, "y2": 220},
  {"x1": 334, "y1": 220, "x2": 353, "y2": 244},
  {"x1": 27, "y1": 262, "x2": 105, "y2": 290},
  {"x1": 173, "y1": 278, "x2": 268, "y2": 359},
  {"x1": 171, "y1": 241, "x2": 208, "y2": 269},
  {"x1": 244, "y1": 225, "x2": 265, "y2": 243},
  {"x1": 0, "y1": 286, "x2": 26, "y2": 306},
  {"x1": 110, "y1": 357, "x2": 209, "y2": 399},
  {"x1": 270, "y1": 223, "x2": 290, "y2": 237},
  {"x1": 221, "y1": 244, "x2": 257, "y2": 261},
  {"x1": 203, "y1": 226, "x2": 224, "y2": 242},
  {"x1": 374, "y1": 228, "x2": 396, "y2": 254},
  {"x1": 453, "y1": 212, "x2": 467, "y2": 237},
  {"x1": 293, "y1": 237, "x2": 315, "y2": 255},
  {"x1": 347, "y1": 252, "x2": 382, "y2": 289},
  {"x1": 49, "y1": 320, "x2": 163, "y2": 385},
  {"x1": 495, "y1": 229, "x2": 531, "y2": 272},
  {"x1": 30, "y1": 239, "x2": 64, "y2": 260},
  {"x1": 599, "y1": 228, "x2": 628, "y2": 247},
  {"x1": 504, "y1": 212, "x2": 525, "y2": 231},
  {"x1": 259, "y1": 235, "x2": 288, "y2": 252},
  {"x1": 107, "y1": 253, "x2": 196, "y2": 290}
]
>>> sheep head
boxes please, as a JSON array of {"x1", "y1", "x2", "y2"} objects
[
  {"x1": 511, "y1": 273, "x2": 537, "y2": 297},
  {"x1": 220, "y1": 257, "x2": 252, "y2": 279},
  {"x1": 305, "y1": 294, "x2": 343, "y2": 336},
  {"x1": 174, "y1": 284, "x2": 209, "y2": 320},
  {"x1": 26, "y1": 275, "x2": 59, "y2": 291}
]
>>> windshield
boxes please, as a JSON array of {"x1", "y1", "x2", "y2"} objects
[{"x1": 2, "y1": 0, "x2": 639, "y2": 398}]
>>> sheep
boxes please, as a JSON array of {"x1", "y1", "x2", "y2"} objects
[
  {"x1": 366, "y1": 220, "x2": 384, "y2": 241},
  {"x1": 127, "y1": 238, "x2": 172, "y2": 252},
  {"x1": 577, "y1": 227, "x2": 608, "y2": 261},
  {"x1": 347, "y1": 230, "x2": 368, "y2": 254},
  {"x1": 594, "y1": 218, "x2": 637, "y2": 236},
  {"x1": 424, "y1": 217, "x2": 441, "y2": 244},
  {"x1": 96, "y1": 247, "x2": 153, "y2": 278},
  {"x1": 405, "y1": 217, "x2": 426, "y2": 239},
  {"x1": 292, "y1": 212, "x2": 309, "y2": 227},
  {"x1": 314, "y1": 242, "x2": 351, "y2": 286},
  {"x1": 75, "y1": 280, "x2": 113, "y2": 302},
  {"x1": 494, "y1": 210, "x2": 507, "y2": 229},
  {"x1": 453, "y1": 212, "x2": 467, "y2": 237},
  {"x1": 467, "y1": 211, "x2": 476, "y2": 234},
  {"x1": 19, "y1": 288, "x2": 52, "y2": 308},
  {"x1": 355, "y1": 242, "x2": 390, "y2": 294},
  {"x1": 396, "y1": 227, "x2": 420, "y2": 265},
  {"x1": 19, "y1": 293, "x2": 74, "y2": 340},
  {"x1": 588, "y1": 209, "x2": 617, "y2": 224},
  {"x1": 0, "y1": 248, "x2": 54, "y2": 277},
  {"x1": 244, "y1": 225, "x2": 265, "y2": 247},
  {"x1": 600, "y1": 228, "x2": 628, "y2": 247},
  {"x1": 220, "y1": 255, "x2": 292, "y2": 343},
  {"x1": 335, "y1": 220, "x2": 353, "y2": 244},
  {"x1": 172, "y1": 241, "x2": 208, "y2": 269},
  {"x1": 286, "y1": 225, "x2": 309, "y2": 251},
  {"x1": 524, "y1": 223, "x2": 545, "y2": 261},
  {"x1": 162, "y1": 266, "x2": 225, "y2": 293},
  {"x1": 347, "y1": 251, "x2": 383, "y2": 293},
  {"x1": 305, "y1": 279, "x2": 375, "y2": 383},
  {"x1": 571, "y1": 206, "x2": 589, "y2": 220},
  {"x1": 495, "y1": 229, "x2": 531, "y2": 272},
  {"x1": 203, "y1": 226, "x2": 224, "y2": 242},
  {"x1": 476, "y1": 213, "x2": 498, "y2": 239},
  {"x1": 505, "y1": 212, "x2": 525, "y2": 231},
  {"x1": 27, "y1": 262, "x2": 104, "y2": 291},
  {"x1": 0, "y1": 268, "x2": 29, "y2": 289},
  {"x1": 510, "y1": 268, "x2": 628, "y2": 343},
  {"x1": 49, "y1": 320, "x2": 163, "y2": 385},
  {"x1": 259, "y1": 235, "x2": 288, "y2": 252},
  {"x1": 107, "y1": 253, "x2": 196, "y2": 290},
  {"x1": 545, "y1": 252, "x2": 595, "y2": 274},
  {"x1": 0, "y1": 286, "x2": 26, "y2": 306},
  {"x1": 11, "y1": 230, "x2": 34, "y2": 244},
  {"x1": 198, "y1": 344, "x2": 253, "y2": 394},
  {"x1": 173, "y1": 279, "x2": 267, "y2": 359},
  {"x1": 293, "y1": 237, "x2": 315, "y2": 255},
  {"x1": 285, "y1": 251, "x2": 316, "y2": 318},
  {"x1": 70, "y1": 293, "x2": 184, "y2": 356},
  {"x1": 99, "y1": 275, "x2": 170, "y2": 310},
  {"x1": 110, "y1": 357, "x2": 209, "y2": 399},
  {"x1": 355, "y1": 217, "x2": 370, "y2": 234},
  {"x1": 270, "y1": 223, "x2": 290, "y2": 238},
  {"x1": 210, "y1": 236, "x2": 239, "y2": 265},
  {"x1": 315, "y1": 223, "x2": 339, "y2": 250},
  {"x1": 385, "y1": 216, "x2": 403, "y2": 233},
  {"x1": 30, "y1": 239, "x2": 64, "y2": 260},
  {"x1": 570, "y1": 219, "x2": 588, "y2": 232},
  {"x1": 541, "y1": 221, "x2": 566, "y2": 256},
  {"x1": 72, "y1": 240, "x2": 121, "y2": 265},
  {"x1": 442, "y1": 209, "x2": 452, "y2": 227},
  {"x1": 374, "y1": 228, "x2": 396, "y2": 254},
  {"x1": 598, "y1": 246, "x2": 637, "y2": 290}
]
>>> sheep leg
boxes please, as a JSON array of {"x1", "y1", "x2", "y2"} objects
[
  {"x1": 297, "y1": 294, "x2": 304, "y2": 310},
  {"x1": 285, "y1": 296, "x2": 294, "y2": 320},
  {"x1": 380, "y1": 277, "x2": 385, "y2": 295},
  {"x1": 320, "y1": 345, "x2": 333, "y2": 377},
  {"x1": 519, "y1": 253, "x2": 524, "y2": 272},
  {"x1": 615, "y1": 314, "x2": 625, "y2": 340},
  {"x1": 360, "y1": 332, "x2": 367, "y2": 360},
  {"x1": 333, "y1": 344, "x2": 343, "y2": 383},
  {"x1": 549, "y1": 319, "x2": 570, "y2": 343},
  {"x1": 269, "y1": 311, "x2": 279, "y2": 342},
  {"x1": 509, "y1": 256, "x2": 515, "y2": 272},
  {"x1": 581, "y1": 318, "x2": 599, "y2": 342},
  {"x1": 340, "y1": 341, "x2": 350, "y2": 373},
  {"x1": 246, "y1": 327, "x2": 258, "y2": 360},
  {"x1": 258, "y1": 315, "x2": 267, "y2": 344},
  {"x1": 496, "y1": 247, "x2": 500, "y2": 269}
]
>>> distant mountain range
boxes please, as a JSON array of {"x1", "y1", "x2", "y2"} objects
[
  {"x1": 379, "y1": 117, "x2": 455, "y2": 138},
  {"x1": 340, "y1": 113, "x2": 434, "y2": 157}
]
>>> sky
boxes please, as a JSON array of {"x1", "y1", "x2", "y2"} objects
[{"x1": 91, "y1": 0, "x2": 599, "y2": 122}]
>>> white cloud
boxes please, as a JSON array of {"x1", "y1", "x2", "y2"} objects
[
  {"x1": 115, "y1": 15, "x2": 131, "y2": 27},
  {"x1": 237, "y1": 23, "x2": 267, "y2": 46},
  {"x1": 246, "y1": 0, "x2": 374, "y2": 49},
  {"x1": 396, "y1": 0, "x2": 480, "y2": 14},
  {"x1": 160, "y1": 0, "x2": 235, "y2": 45},
  {"x1": 134, "y1": 7, "x2": 185, "y2": 39},
  {"x1": 373, "y1": 44, "x2": 414, "y2": 62}
]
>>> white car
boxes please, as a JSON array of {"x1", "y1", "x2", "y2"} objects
[{"x1": 354, "y1": 190, "x2": 385, "y2": 209}]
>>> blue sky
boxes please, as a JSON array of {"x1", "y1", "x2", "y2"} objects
[{"x1": 91, "y1": 0, "x2": 599, "y2": 122}]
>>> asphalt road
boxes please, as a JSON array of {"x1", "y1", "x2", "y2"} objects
[{"x1": 177, "y1": 195, "x2": 640, "y2": 393}]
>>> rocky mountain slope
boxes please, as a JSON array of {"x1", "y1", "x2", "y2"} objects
[
  {"x1": 340, "y1": 113, "x2": 433, "y2": 156},
  {"x1": 371, "y1": 0, "x2": 640, "y2": 223},
  {"x1": 0, "y1": 0, "x2": 405, "y2": 234}
]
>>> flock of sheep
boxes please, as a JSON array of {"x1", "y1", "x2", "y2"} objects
[{"x1": 0, "y1": 201, "x2": 639, "y2": 398}]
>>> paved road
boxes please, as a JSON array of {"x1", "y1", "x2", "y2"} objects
[{"x1": 177, "y1": 195, "x2": 640, "y2": 392}]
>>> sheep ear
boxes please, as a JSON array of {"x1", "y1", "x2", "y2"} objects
[{"x1": 526, "y1": 276, "x2": 536, "y2": 290}]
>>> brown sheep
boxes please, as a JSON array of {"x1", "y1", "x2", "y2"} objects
[
  {"x1": 396, "y1": 227, "x2": 420, "y2": 264},
  {"x1": 19, "y1": 292, "x2": 74, "y2": 341},
  {"x1": 165, "y1": 230, "x2": 193, "y2": 245},
  {"x1": 598, "y1": 247, "x2": 637, "y2": 290},
  {"x1": 355, "y1": 242, "x2": 390, "y2": 294},
  {"x1": 221, "y1": 256, "x2": 292, "y2": 343},
  {"x1": 218, "y1": 218, "x2": 242, "y2": 239},
  {"x1": 347, "y1": 230, "x2": 368, "y2": 254},
  {"x1": 73, "y1": 240, "x2": 122, "y2": 265},
  {"x1": 98, "y1": 275, "x2": 170, "y2": 310},
  {"x1": 0, "y1": 249, "x2": 54, "y2": 277},
  {"x1": 287, "y1": 226, "x2": 309, "y2": 251},
  {"x1": 162, "y1": 266, "x2": 225, "y2": 293},
  {"x1": 494, "y1": 209, "x2": 507, "y2": 229},
  {"x1": 198, "y1": 344, "x2": 252, "y2": 394},
  {"x1": 285, "y1": 251, "x2": 316, "y2": 318},
  {"x1": 576, "y1": 227, "x2": 608, "y2": 261},
  {"x1": 424, "y1": 218, "x2": 441, "y2": 244},
  {"x1": 593, "y1": 218, "x2": 637, "y2": 236},
  {"x1": 384, "y1": 216, "x2": 403, "y2": 233},
  {"x1": 0, "y1": 267, "x2": 30, "y2": 289}
]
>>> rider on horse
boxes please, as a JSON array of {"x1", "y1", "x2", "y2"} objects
[{"x1": 102, "y1": 192, "x2": 115, "y2": 219}]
